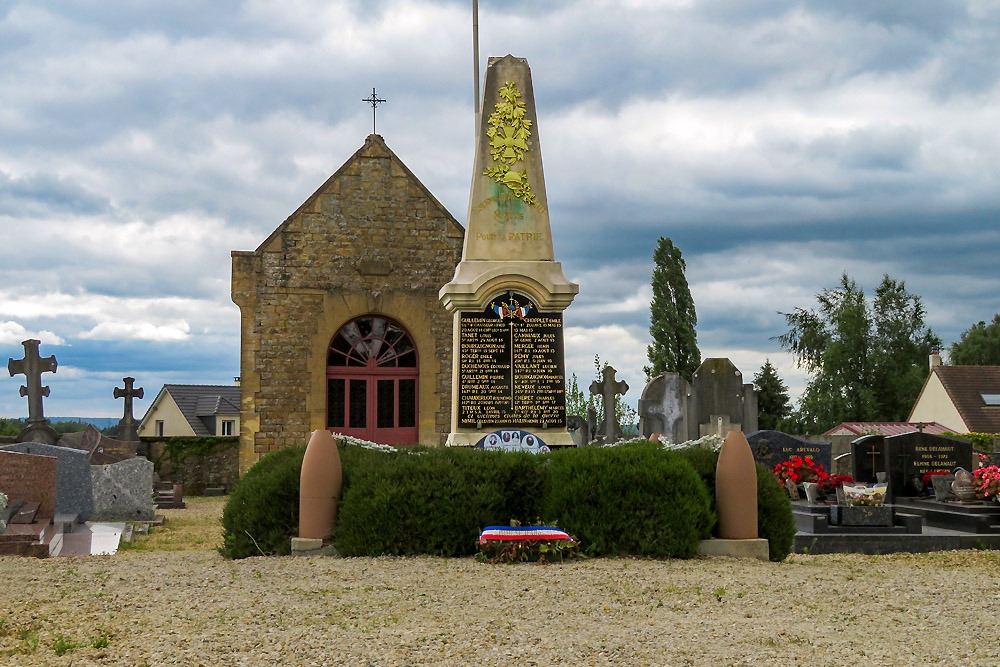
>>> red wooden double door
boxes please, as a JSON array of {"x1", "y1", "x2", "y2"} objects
[{"x1": 326, "y1": 315, "x2": 418, "y2": 445}]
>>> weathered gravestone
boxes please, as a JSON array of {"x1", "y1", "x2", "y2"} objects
[
  {"x1": 59, "y1": 424, "x2": 139, "y2": 465},
  {"x1": 883, "y1": 432, "x2": 973, "y2": 500},
  {"x1": 113, "y1": 376, "x2": 144, "y2": 443},
  {"x1": 637, "y1": 372, "x2": 690, "y2": 444},
  {"x1": 90, "y1": 457, "x2": 156, "y2": 521},
  {"x1": 747, "y1": 430, "x2": 832, "y2": 474},
  {"x1": 590, "y1": 365, "x2": 628, "y2": 443},
  {"x1": 851, "y1": 435, "x2": 888, "y2": 485},
  {"x1": 691, "y1": 358, "x2": 758, "y2": 439},
  {"x1": 0, "y1": 442, "x2": 93, "y2": 520},
  {"x1": 7, "y1": 339, "x2": 59, "y2": 445}
]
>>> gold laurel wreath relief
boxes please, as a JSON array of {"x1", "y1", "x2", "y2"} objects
[{"x1": 484, "y1": 81, "x2": 537, "y2": 206}]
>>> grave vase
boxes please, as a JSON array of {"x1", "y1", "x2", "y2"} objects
[{"x1": 802, "y1": 482, "x2": 822, "y2": 504}]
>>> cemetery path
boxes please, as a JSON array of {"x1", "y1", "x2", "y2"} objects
[{"x1": 0, "y1": 502, "x2": 998, "y2": 665}]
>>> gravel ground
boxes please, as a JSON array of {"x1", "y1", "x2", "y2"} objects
[{"x1": 1, "y1": 500, "x2": 999, "y2": 666}]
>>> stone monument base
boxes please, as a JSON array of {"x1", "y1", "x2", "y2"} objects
[
  {"x1": 290, "y1": 537, "x2": 338, "y2": 557},
  {"x1": 697, "y1": 538, "x2": 769, "y2": 561},
  {"x1": 446, "y1": 430, "x2": 575, "y2": 447}
]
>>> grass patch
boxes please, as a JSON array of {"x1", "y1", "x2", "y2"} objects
[{"x1": 121, "y1": 496, "x2": 227, "y2": 553}]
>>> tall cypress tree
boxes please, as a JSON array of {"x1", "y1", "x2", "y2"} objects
[{"x1": 645, "y1": 236, "x2": 700, "y2": 381}]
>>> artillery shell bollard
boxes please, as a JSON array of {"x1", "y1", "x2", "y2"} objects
[{"x1": 292, "y1": 430, "x2": 341, "y2": 556}]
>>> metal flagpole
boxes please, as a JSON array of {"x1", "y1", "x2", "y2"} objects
[{"x1": 473, "y1": 0, "x2": 480, "y2": 132}]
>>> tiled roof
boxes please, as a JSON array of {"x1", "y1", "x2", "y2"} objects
[
  {"x1": 163, "y1": 384, "x2": 241, "y2": 437},
  {"x1": 933, "y1": 366, "x2": 1000, "y2": 434},
  {"x1": 823, "y1": 422, "x2": 955, "y2": 436}
]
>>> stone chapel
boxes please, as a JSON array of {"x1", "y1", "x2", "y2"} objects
[{"x1": 232, "y1": 134, "x2": 464, "y2": 474}]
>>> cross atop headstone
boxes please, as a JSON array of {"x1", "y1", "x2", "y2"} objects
[
  {"x1": 590, "y1": 365, "x2": 628, "y2": 442},
  {"x1": 8, "y1": 339, "x2": 57, "y2": 422},
  {"x1": 114, "y1": 377, "x2": 144, "y2": 442},
  {"x1": 363, "y1": 87, "x2": 386, "y2": 134},
  {"x1": 7, "y1": 339, "x2": 59, "y2": 445}
]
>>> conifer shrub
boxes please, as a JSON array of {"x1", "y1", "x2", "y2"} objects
[
  {"x1": 335, "y1": 447, "x2": 546, "y2": 557},
  {"x1": 756, "y1": 462, "x2": 796, "y2": 562},
  {"x1": 542, "y1": 443, "x2": 712, "y2": 558}
]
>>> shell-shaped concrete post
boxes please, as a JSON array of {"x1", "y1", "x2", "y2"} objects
[
  {"x1": 715, "y1": 430, "x2": 758, "y2": 539},
  {"x1": 298, "y1": 429, "x2": 342, "y2": 540}
]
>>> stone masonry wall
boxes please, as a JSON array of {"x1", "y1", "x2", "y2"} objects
[{"x1": 233, "y1": 135, "x2": 464, "y2": 471}]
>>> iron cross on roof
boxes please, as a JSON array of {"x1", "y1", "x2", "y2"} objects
[
  {"x1": 8, "y1": 339, "x2": 57, "y2": 422},
  {"x1": 363, "y1": 87, "x2": 386, "y2": 134}
]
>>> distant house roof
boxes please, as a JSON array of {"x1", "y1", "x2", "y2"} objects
[
  {"x1": 146, "y1": 384, "x2": 240, "y2": 437},
  {"x1": 931, "y1": 366, "x2": 1000, "y2": 434},
  {"x1": 823, "y1": 422, "x2": 955, "y2": 437}
]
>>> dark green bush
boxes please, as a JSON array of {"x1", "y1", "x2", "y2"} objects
[
  {"x1": 542, "y1": 443, "x2": 712, "y2": 558},
  {"x1": 673, "y1": 447, "x2": 720, "y2": 535},
  {"x1": 756, "y1": 462, "x2": 796, "y2": 562},
  {"x1": 220, "y1": 445, "x2": 306, "y2": 559},
  {"x1": 335, "y1": 447, "x2": 546, "y2": 557}
]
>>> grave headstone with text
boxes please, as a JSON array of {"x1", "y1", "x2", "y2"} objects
[
  {"x1": 0, "y1": 442, "x2": 93, "y2": 520},
  {"x1": 690, "y1": 358, "x2": 758, "y2": 440},
  {"x1": 439, "y1": 55, "x2": 578, "y2": 446},
  {"x1": 883, "y1": 432, "x2": 973, "y2": 500},
  {"x1": 747, "y1": 430, "x2": 832, "y2": 474},
  {"x1": 90, "y1": 457, "x2": 156, "y2": 521}
]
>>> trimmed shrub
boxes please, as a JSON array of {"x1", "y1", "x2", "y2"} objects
[
  {"x1": 756, "y1": 462, "x2": 796, "y2": 562},
  {"x1": 220, "y1": 442, "x2": 392, "y2": 559},
  {"x1": 335, "y1": 447, "x2": 546, "y2": 557},
  {"x1": 673, "y1": 446, "x2": 720, "y2": 536},
  {"x1": 542, "y1": 443, "x2": 712, "y2": 558},
  {"x1": 220, "y1": 445, "x2": 306, "y2": 559}
]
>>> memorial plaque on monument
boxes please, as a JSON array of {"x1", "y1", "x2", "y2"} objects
[
  {"x1": 883, "y1": 432, "x2": 973, "y2": 499},
  {"x1": 851, "y1": 435, "x2": 888, "y2": 485},
  {"x1": 747, "y1": 430, "x2": 832, "y2": 473},
  {"x1": 474, "y1": 429, "x2": 550, "y2": 454},
  {"x1": 457, "y1": 292, "x2": 565, "y2": 430}
]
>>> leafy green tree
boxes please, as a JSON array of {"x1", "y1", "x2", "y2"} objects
[
  {"x1": 0, "y1": 418, "x2": 22, "y2": 437},
  {"x1": 776, "y1": 273, "x2": 940, "y2": 433},
  {"x1": 950, "y1": 313, "x2": 1000, "y2": 366},
  {"x1": 645, "y1": 236, "x2": 700, "y2": 382},
  {"x1": 753, "y1": 359, "x2": 791, "y2": 431}
]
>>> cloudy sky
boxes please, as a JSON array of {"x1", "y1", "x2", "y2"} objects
[{"x1": 2, "y1": 0, "x2": 999, "y2": 420}]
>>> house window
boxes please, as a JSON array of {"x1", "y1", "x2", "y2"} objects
[
  {"x1": 155, "y1": 420, "x2": 164, "y2": 437},
  {"x1": 982, "y1": 393, "x2": 1000, "y2": 406},
  {"x1": 221, "y1": 420, "x2": 235, "y2": 436}
]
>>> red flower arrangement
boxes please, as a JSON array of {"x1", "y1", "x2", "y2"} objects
[
  {"x1": 920, "y1": 470, "x2": 952, "y2": 485},
  {"x1": 973, "y1": 465, "x2": 1000, "y2": 500},
  {"x1": 772, "y1": 456, "x2": 854, "y2": 495}
]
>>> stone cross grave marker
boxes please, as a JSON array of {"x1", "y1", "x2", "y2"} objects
[
  {"x1": 590, "y1": 366, "x2": 628, "y2": 442},
  {"x1": 114, "y1": 376, "x2": 144, "y2": 442},
  {"x1": 7, "y1": 339, "x2": 59, "y2": 445}
]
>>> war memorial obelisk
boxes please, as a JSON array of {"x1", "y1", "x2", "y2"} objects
[{"x1": 440, "y1": 55, "x2": 579, "y2": 447}]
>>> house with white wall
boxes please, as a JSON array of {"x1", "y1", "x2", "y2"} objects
[{"x1": 138, "y1": 384, "x2": 241, "y2": 437}]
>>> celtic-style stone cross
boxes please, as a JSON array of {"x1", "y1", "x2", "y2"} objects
[
  {"x1": 114, "y1": 376, "x2": 144, "y2": 442},
  {"x1": 8, "y1": 339, "x2": 57, "y2": 422},
  {"x1": 590, "y1": 365, "x2": 629, "y2": 442}
]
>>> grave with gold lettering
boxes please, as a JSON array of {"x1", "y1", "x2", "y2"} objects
[{"x1": 440, "y1": 55, "x2": 578, "y2": 446}]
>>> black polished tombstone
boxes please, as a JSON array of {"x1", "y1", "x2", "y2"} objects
[
  {"x1": 851, "y1": 434, "x2": 889, "y2": 485},
  {"x1": 747, "y1": 430, "x2": 832, "y2": 474},
  {"x1": 883, "y1": 432, "x2": 973, "y2": 502}
]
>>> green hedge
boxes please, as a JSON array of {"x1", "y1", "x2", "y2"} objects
[
  {"x1": 543, "y1": 442, "x2": 712, "y2": 558},
  {"x1": 220, "y1": 439, "x2": 795, "y2": 561},
  {"x1": 336, "y1": 447, "x2": 546, "y2": 557}
]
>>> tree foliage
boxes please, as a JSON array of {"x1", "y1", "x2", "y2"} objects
[
  {"x1": 753, "y1": 359, "x2": 791, "y2": 431},
  {"x1": 645, "y1": 237, "x2": 700, "y2": 382},
  {"x1": 776, "y1": 273, "x2": 940, "y2": 433},
  {"x1": 950, "y1": 313, "x2": 1000, "y2": 366}
]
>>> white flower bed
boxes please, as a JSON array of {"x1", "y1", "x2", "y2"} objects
[
  {"x1": 328, "y1": 433, "x2": 402, "y2": 453},
  {"x1": 601, "y1": 433, "x2": 724, "y2": 453}
]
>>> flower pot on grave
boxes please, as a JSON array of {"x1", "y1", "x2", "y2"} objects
[
  {"x1": 802, "y1": 482, "x2": 822, "y2": 504},
  {"x1": 931, "y1": 475, "x2": 956, "y2": 502},
  {"x1": 952, "y1": 470, "x2": 979, "y2": 503}
]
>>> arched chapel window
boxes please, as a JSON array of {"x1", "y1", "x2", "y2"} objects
[{"x1": 326, "y1": 316, "x2": 418, "y2": 445}]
